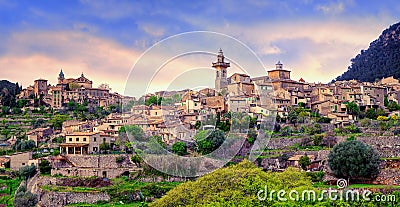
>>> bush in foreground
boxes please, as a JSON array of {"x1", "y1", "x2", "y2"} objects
[
  {"x1": 328, "y1": 140, "x2": 380, "y2": 181},
  {"x1": 150, "y1": 160, "x2": 315, "y2": 207}
]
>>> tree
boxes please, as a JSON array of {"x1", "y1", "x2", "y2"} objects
[
  {"x1": 146, "y1": 135, "x2": 166, "y2": 154},
  {"x1": 387, "y1": 101, "x2": 399, "y2": 111},
  {"x1": 246, "y1": 128, "x2": 257, "y2": 145},
  {"x1": 376, "y1": 107, "x2": 386, "y2": 117},
  {"x1": 287, "y1": 109, "x2": 298, "y2": 126},
  {"x1": 131, "y1": 153, "x2": 143, "y2": 168},
  {"x1": 299, "y1": 155, "x2": 311, "y2": 170},
  {"x1": 305, "y1": 123, "x2": 322, "y2": 135},
  {"x1": 100, "y1": 142, "x2": 110, "y2": 153},
  {"x1": 146, "y1": 96, "x2": 162, "y2": 106},
  {"x1": 14, "y1": 140, "x2": 36, "y2": 151},
  {"x1": 328, "y1": 140, "x2": 379, "y2": 180},
  {"x1": 313, "y1": 134, "x2": 324, "y2": 146},
  {"x1": 346, "y1": 101, "x2": 360, "y2": 117},
  {"x1": 384, "y1": 96, "x2": 389, "y2": 107},
  {"x1": 19, "y1": 164, "x2": 36, "y2": 180},
  {"x1": 195, "y1": 130, "x2": 225, "y2": 155},
  {"x1": 171, "y1": 141, "x2": 188, "y2": 156},
  {"x1": 49, "y1": 114, "x2": 68, "y2": 129},
  {"x1": 16, "y1": 99, "x2": 28, "y2": 108},
  {"x1": 194, "y1": 121, "x2": 201, "y2": 130},
  {"x1": 121, "y1": 125, "x2": 145, "y2": 141},
  {"x1": 14, "y1": 185, "x2": 38, "y2": 207},
  {"x1": 32, "y1": 118, "x2": 46, "y2": 128},
  {"x1": 15, "y1": 82, "x2": 20, "y2": 95},
  {"x1": 150, "y1": 160, "x2": 315, "y2": 207},
  {"x1": 365, "y1": 108, "x2": 378, "y2": 119},
  {"x1": 39, "y1": 160, "x2": 51, "y2": 175}
]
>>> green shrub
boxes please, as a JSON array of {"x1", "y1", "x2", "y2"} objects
[
  {"x1": 115, "y1": 156, "x2": 125, "y2": 163},
  {"x1": 313, "y1": 134, "x2": 324, "y2": 146},
  {"x1": 328, "y1": 140, "x2": 379, "y2": 180},
  {"x1": 306, "y1": 171, "x2": 324, "y2": 182},
  {"x1": 171, "y1": 141, "x2": 188, "y2": 156},
  {"x1": 39, "y1": 160, "x2": 51, "y2": 175}
]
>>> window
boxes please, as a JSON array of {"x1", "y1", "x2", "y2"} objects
[
  {"x1": 22, "y1": 163, "x2": 25, "y2": 166},
  {"x1": 76, "y1": 138, "x2": 79, "y2": 141},
  {"x1": 94, "y1": 137, "x2": 97, "y2": 142},
  {"x1": 83, "y1": 138, "x2": 86, "y2": 142},
  {"x1": 69, "y1": 138, "x2": 72, "y2": 142},
  {"x1": 103, "y1": 138, "x2": 106, "y2": 142}
]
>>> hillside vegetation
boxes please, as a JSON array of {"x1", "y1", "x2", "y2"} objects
[{"x1": 336, "y1": 22, "x2": 400, "y2": 82}]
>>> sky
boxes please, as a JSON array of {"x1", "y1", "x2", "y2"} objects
[{"x1": 0, "y1": 0, "x2": 399, "y2": 97}]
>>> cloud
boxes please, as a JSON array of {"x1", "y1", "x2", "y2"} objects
[
  {"x1": 139, "y1": 24, "x2": 165, "y2": 37},
  {"x1": 261, "y1": 45, "x2": 282, "y2": 55},
  {"x1": 315, "y1": 1, "x2": 345, "y2": 15},
  {"x1": 200, "y1": 16, "x2": 395, "y2": 83},
  {"x1": 0, "y1": 30, "x2": 142, "y2": 94}
]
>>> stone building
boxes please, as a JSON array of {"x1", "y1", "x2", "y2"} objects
[
  {"x1": 9, "y1": 152, "x2": 37, "y2": 171},
  {"x1": 27, "y1": 127, "x2": 54, "y2": 146},
  {"x1": 59, "y1": 132, "x2": 101, "y2": 155},
  {"x1": 213, "y1": 49, "x2": 230, "y2": 92},
  {"x1": 227, "y1": 73, "x2": 254, "y2": 96},
  {"x1": 34, "y1": 79, "x2": 48, "y2": 97}
]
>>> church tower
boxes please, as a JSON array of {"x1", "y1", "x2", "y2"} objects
[
  {"x1": 213, "y1": 49, "x2": 230, "y2": 92},
  {"x1": 58, "y1": 69, "x2": 65, "y2": 84}
]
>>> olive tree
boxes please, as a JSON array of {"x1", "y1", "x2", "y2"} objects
[{"x1": 328, "y1": 140, "x2": 379, "y2": 181}]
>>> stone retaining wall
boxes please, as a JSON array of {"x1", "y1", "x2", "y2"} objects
[
  {"x1": 66, "y1": 154, "x2": 134, "y2": 168},
  {"x1": 267, "y1": 138, "x2": 302, "y2": 149},
  {"x1": 37, "y1": 191, "x2": 110, "y2": 207},
  {"x1": 29, "y1": 176, "x2": 110, "y2": 207}
]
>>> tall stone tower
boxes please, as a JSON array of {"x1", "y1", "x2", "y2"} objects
[
  {"x1": 213, "y1": 49, "x2": 230, "y2": 92},
  {"x1": 58, "y1": 69, "x2": 65, "y2": 84}
]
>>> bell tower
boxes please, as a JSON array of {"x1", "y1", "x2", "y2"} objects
[
  {"x1": 213, "y1": 49, "x2": 230, "y2": 92},
  {"x1": 58, "y1": 69, "x2": 65, "y2": 84}
]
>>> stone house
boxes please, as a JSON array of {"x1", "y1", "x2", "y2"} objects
[
  {"x1": 327, "y1": 113, "x2": 352, "y2": 127},
  {"x1": 9, "y1": 152, "x2": 38, "y2": 171},
  {"x1": 227, "y1": 73, "x2": 254, "y2": 96},
  {"x1": 287, "y1": 154, "x2": 322, "y2": 171},
  {"x1": 27, "y1": 127, "x2": 53, "y2": 146},
  {"x1": 228, "y1": 95, "x2": 253, "y2": 113},
  {"x1": 59, "y1": 132, "x2": 101, "y2": 155}
]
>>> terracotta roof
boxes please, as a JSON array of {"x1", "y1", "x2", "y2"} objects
[{"x1": 27, "y1": 127, "x2": 51, "y2": 135}]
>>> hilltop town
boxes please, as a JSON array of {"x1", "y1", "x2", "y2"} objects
[{"x1": 1, "y1": 49, "x2": 400, "y2": 206}]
